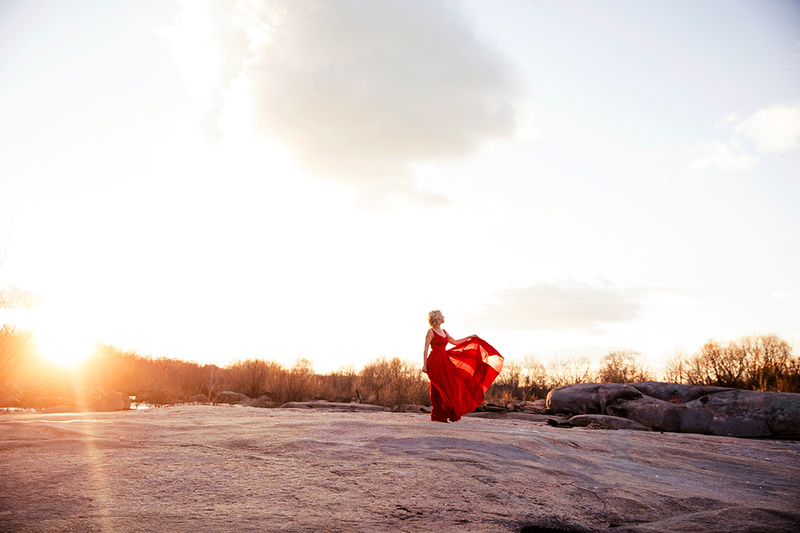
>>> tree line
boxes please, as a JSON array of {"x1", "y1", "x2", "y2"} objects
[
  {"x1": 1, "y1": 326, "x2": 798, "y2": 411},
  {"x1": 0, "y1": 331, "x2": 431, "y2": 409}
]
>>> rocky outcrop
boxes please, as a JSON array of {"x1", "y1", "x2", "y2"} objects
[
  {"x1": 569, "y1": 414, "x2": 653, "y2": 431},
  {"x1": 214, "y1": 391, "x2": 250, "y2": 404},
  {"x1": 3, "y1": 405, "x2": 799, "y2": 532},
  {"x1": 546, "y1": 381, "x2": 800, "y2": 438},
  {"x1": 280, "y1": 401, "x2": 389, "y2": 411},
  {"x1": 544, "y1": 382, "x2": 645, "y2": 415},
  {"x1": 94, "y1": 391, "x2": 131, "y2": 412},
  {"x1": 248, "y1": 395, "x2": 276, "y2": 408}
]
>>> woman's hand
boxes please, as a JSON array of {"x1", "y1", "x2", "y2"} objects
[{"x1": 422, "y1": 364, "x2": 428, "y2": 373}]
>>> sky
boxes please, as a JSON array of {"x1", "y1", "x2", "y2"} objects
[{"x1": 1, "y1": 0, "x2": 799, "y2": 373}]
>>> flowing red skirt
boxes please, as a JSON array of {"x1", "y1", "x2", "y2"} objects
[{"x1": 427, "y1": 337, "x2": 504, "y2": 422}]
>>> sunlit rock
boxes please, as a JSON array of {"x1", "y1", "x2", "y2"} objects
[
  {"x1": 568, "y1": 414, "x2": 652, "y2": 431},
  {"x1": 214, "y1": 391, "x2": 250, "y2": 403},
  {"x1": 94, "y1": 391, "x2": 131, "y2": 412},
  {"x1": 546, "y1": 381, "x2": 800, "y2": 437}
]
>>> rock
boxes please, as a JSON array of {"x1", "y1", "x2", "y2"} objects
[
  {"x1": 249, "y1": 395, "x2": 276, "y2": 408},
  {"x1": 509, "y1": 400, "x2": 526, "y2": 411},
  {"x1": 279, "y1": 401, "x2": 389, "y2": 411},
  {"x1": 607, "y1": 397, "x2": 714, "y2": 434},
  {"x1": 393, "y1": 404, "x2": 431, "y2": 413},
  {"x1": 628, "y1": 381, "x2": 732, "y2": 403},
  {"x1": 568, "y1": 414, "x2": 653, "y2": 431},
  {"x1": 475, "y1": 402, "x2": 507, "y2": 413},
  {"x1": 525, "y1": 399, "x2": 547, "y2": 412},
  {"x1": 463, "y1": 412, "x2": 566, "y2": 423},
  {"x1": 189, "y1": 394, "x2": 209, "y2": 403},
  {"x1": 3, "y1": 405, "x2": 799, "y2": 532},
  {"x1": 546, "y1": 382, "x2": 643, "y2": 414},
  {"x1": 685, "y1": 389, "x2": 800, "y2": 438},
  {"x1": 214, "y1": 391, "x2": 250, "y2": 404},
  {"x1": 547, "y1": 381, "x2": 800, "y2": 438},
  {"x1": 94, "y1": 391, "x2": 131, "y2": 412},
  {"x1": 546, "y1": 418, "x2": 574, "y2": 428}
]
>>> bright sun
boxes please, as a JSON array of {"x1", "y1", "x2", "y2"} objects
[{"x1": 32, "y1": 312, "x2": 97, "y2": 368}]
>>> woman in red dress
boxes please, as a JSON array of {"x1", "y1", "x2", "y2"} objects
[{"x1": 422, "y1": 310, "x2": 504, "y2": 422}]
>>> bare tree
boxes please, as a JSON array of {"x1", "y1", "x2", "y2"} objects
[
  {"x1": 678, "y1": 335, "x2": 798, "y2": 392},
  {"x1": 489, "y1": 359, "x2": 522, "y2": 401},
  {"x1": 596, "y1": 349, "x2": 652, "y2": 383},
  {"x1": 0, "y1": 325, "x2": 35, "y2": 391},
  {"x1": 685, "y1": 340, "x2": 747, "y2": 388},
  {"x1": 0, "y1": 281, "x2": 39, "y2": 391},
  {"x1": 281, "y1": 358, "x2": 316, "y2": 402},
  {"x1": 228, "y1": 358, "x2": 281, "y2": 398},
  {"x1": 0, "y1": 286, "x2": 39, "y2": 311},
  {"x1": 518, "y1": 354, "x2": 550, "y2": 400},
  {"x1": 385, "y1": 357, "x2": 427, "y2": 407},
  {"x1": 739, "y1": 335, "x2": 793, "y2": 391},
  {"x1": 358, "y1": 356, "x2": 392, "y2": 404},
  {"x1": 317, "y1": 365, "x2": 358, "y2": 402},
  {"x1": 662, "y1": 349, "x2": 689, "y2": 383},
  {"x1": 548, "y1": 356, "x2": 592, "y2": 387}
]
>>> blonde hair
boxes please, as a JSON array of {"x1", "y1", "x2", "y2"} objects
[{"x1": 428, "y1": 310, "x2": 444, "y2": 328}]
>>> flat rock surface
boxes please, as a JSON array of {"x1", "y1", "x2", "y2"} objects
[{"x1": 1, "y1": 405, "x2": 799, "y2": 532}]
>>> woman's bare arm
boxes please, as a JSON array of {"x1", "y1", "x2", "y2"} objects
[
  {"x1": 447, "y1": 332, "x2": 475, "y2": 345},
  {"x1": 422, "y1": 329, "x2": 433, "y2": 373}
]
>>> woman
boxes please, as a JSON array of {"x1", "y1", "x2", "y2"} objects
[{"x1": 423, "y1": 310, "x2": 504, "y2": 422}]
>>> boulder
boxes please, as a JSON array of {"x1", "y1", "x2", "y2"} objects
[
  {"x1": 627, "y1": 381, "x2": 731, "y2": 403},
  {"x1": 248, "y1": 395, "x2": 276, "y2": 408},
  {"x1": 394, "y1": 404, "x2": 432, "y2": 413},
  {"x1": 508, "y1": 400, "x2": 526, "y2": 412},
  {"x1": 546, "y1": 383, "x2": 642, "y2": 414},
  {"x1": 526, "y1": 399, "x2": 547, "y2": 412},
  {"x1": 685, "y1": 389, "x2": 800, "y2": 438},
  {"x1": 95, "y1": 391, "x2": 131, "y2": 412},
  {"x1": 568, "y1": 414, "x2": 652, "y2": 431},
  {"x1": 279, "y1": 401, "x2": 389, "y2": 411},
  {"x1": 606, "y1": 397, "x2": 713, "y2": 434},
  {"x1": 476, "y1": 402, "x2": 508, "y2": 413},
  {"x1": 546, "y1": 381, "x2": 800, "y2": 438},
  {"x1": 214, "y1": 391, "x2": 250, "y2": 404}
]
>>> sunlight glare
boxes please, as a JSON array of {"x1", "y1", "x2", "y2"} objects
[{"x1": 32, "y1": 311, "x2": 98, "y2": 368}]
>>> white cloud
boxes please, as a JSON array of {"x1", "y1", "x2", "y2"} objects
[
  {"x1": 159, "y1": 0, "x2": 250, "y2": 143},
  {"x1": 163, "y1": 0, "x2": 523, "y2": 200},
  {"x1": 689, "y1": 140, "x2": 760, "y2": 171},
  {"x1": 690, "y1": 101, "x2": 800, "y2": 170},
  {"x1": 713, "y1": 112, "x2": 739, "y2": 128},
  {"x1": 733, "y1": 102, "x2": 800, "y2": 153},
  {"x1": 245, "y1": 0, "x2": 522, "y2": 184},
  {"x1": 465, "y1": 281, "x2": 664, "y2": 333}
]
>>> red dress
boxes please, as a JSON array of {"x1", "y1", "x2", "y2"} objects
[{"x1": 427, "y1": 330, "x2": 504, "y2": 422}]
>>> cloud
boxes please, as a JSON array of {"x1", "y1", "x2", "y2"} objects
[
  {"x1": 690, "y1": 101, "x2": 800, "y2": 170},
  {"x1": 733, "y1": 102, "x2": 800, "y2": 153},
  {"x1": 465, "y1": 281, "x2": 657, "y2": 333},
  {"x1": 159, "y1": 0, "x2": 251, "y2": 143},
  {"x1": 200, "y1": 0, "x2": 522, "y2": 194},
  {"x1": 688, "y1": 140, "x2": 760, "y2": 171}
]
